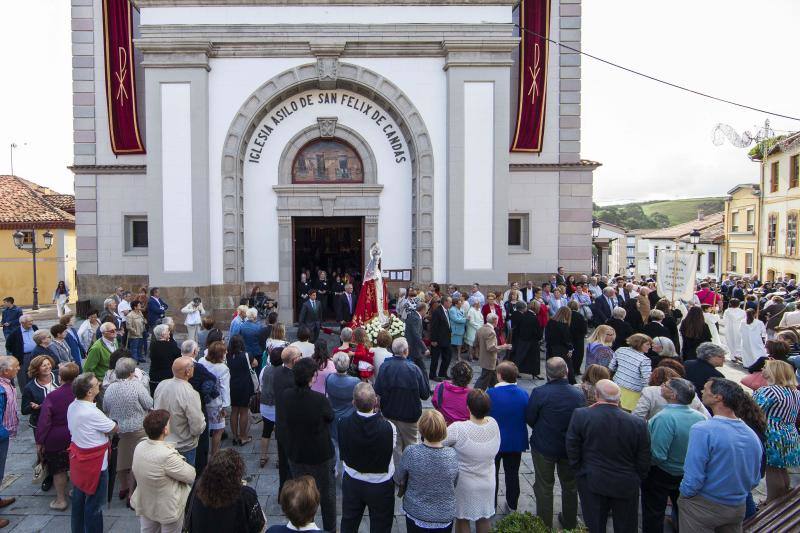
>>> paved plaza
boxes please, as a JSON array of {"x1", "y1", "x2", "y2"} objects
[{"x1": 0, "y1": 305, "x2": 772, "y2": 532}]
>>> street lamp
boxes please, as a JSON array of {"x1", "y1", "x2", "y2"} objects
[
  {"x1": 12, "y1": 229, "x2": 54, "y2": 310},
  {"x1": 591, "y1": 219, "x2": 601, "y2": 239},
  {"x1": 689, "y1": 229, "x2": 701, "y2": 249}
]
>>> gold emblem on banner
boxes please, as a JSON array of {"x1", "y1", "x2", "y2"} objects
[
  {"x1": 115, "y1": 47, "x2": 129, "y2": 105},
  {"x1": 527, "y1": 43, "x2": 541, "y2": 104}
]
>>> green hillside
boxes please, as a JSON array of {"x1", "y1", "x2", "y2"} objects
[{"x1": 593, "y1": 197, "x2": 724, "y2": 230}]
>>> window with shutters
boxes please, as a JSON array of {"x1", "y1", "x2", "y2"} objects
[
  {"x1": 767, "y1": 213, "x2": 778, "y2": 253},
  {"x1": 791, "y1": 155, "x2": 799, "y2": 188},
  {"x1": 787, "y1": 212, "x2": 797, "y2": 256},
  {"x1": 771, "y1": 162, "x2": 780, "y2": 192}
]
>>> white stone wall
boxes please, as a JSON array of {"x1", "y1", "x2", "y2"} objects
[{"x1": 95, "y1": 174, "x2": 149, "y2": 276}]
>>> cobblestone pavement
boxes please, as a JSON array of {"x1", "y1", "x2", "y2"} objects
[{"x1": 0, "y1": 305, "x2": 774, "y2": 532}]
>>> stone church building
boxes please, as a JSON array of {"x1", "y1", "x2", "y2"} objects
[{"x1": 71, "y1": 0, "x2": 596, "y2": 320}]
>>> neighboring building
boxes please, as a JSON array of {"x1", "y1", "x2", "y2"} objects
[
  {"x1": 70, "y1": 0, "x2": 597, "y2": 320},
  {"x1": 757, "y1": 132, "x2": 800, "y2": 282},
  {"x1": 626, "y1": 228, "x2": 651, "y2": 278},
  {"x1": 0, "y1": 176, "x2": 77, "y2": 307},
  {"x1": 640, "y1": 212, "x2": 724, "y2": 280},
  {"x1": 723, "y1": 184, "x2": 760, "y2": 279},
  {"x1": 593, "y1": 221, "x2": 627, "y2": 277}
]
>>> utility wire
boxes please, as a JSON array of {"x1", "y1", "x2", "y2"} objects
[{"x1": 514, "y1": 23, "x2": 800, "y2": 122}]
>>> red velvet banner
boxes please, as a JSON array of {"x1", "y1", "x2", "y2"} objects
[
  {"x1": 511, "y1": 0, "x2": 550, "y2": 153},
  {"x1": 102, "y1": 0, "x2": 145, "y2": 154}
]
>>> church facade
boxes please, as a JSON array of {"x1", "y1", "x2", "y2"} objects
[{"x1": 71, "y1": 0, "x2": 596, "y2": 319}]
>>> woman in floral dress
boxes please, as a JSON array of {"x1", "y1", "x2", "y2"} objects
[{"x1": 753, "y1": 359, "x2": 800, "y2": 502}]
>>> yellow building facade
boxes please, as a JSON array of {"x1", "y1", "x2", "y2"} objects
[
  {"x1": 0, "y1": 176, "x2": 78, "y2": 307},
  {"x1": 758, "y1": 133, "x2": 800, "y2": 281},
  {"x1": 723, "y1": 184, "x2": 760, "y2": 278}
]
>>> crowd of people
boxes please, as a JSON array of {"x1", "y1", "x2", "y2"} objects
[{"x1": 0, "y1": 267, "x2": 796, "y2": 532}]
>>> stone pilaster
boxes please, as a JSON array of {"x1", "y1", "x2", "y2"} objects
[
  {"x1": 72, "y1": 0, "x2": 98, "y2": 276},
  {"x1": 557, "y1": 0, "x2": 592, "y2": 274}
]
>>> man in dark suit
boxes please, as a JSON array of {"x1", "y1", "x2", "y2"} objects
[
  {"x1": 555, "y1": 266, "x2": 567, "y2": 287},
  {"x1": 298, "y1": 289, "x2": 322, "y2": 341},
  {"x1": 404, "y1": 301, "x2": 428, "y2": 376},
  {"x1": 147, "y1": 287, "x2": 168, "y2": 326},
  {"x1": 566, "y1": 379, "x2": 650, "y2": 533},
  {"x1": 4, "y1": 314, "x2": 37, "y2": 384},
  {"x1": 428, "y1": 296, "x2": 452, "y2": 381},
  {"x1": 335, "y1": 283, "x2": 356, "y2": 327},
  {"x1": 592, "y1": 287, "x2": 619, "y2": 325},
  {"x1": 520, "y1": 280, "x2": 536, "y2": 303},
  {"x1": 731, "y1": 281, "x2": 746, "y2": 302}
]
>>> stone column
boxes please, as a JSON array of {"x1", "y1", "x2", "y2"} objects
[
  {"x1": 137, "y1": 41, "x2": 212, "y2": 287},
  {"x1": 557, "y1": 0, "x2": 593, "y2": 274},
  {"x1": 443, "y1": 39, "x2": 518, "y2": 285}
]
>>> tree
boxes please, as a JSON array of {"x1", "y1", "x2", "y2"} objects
[{"x1": 650, "y1": 212, "x2": 670, "y2": 228}]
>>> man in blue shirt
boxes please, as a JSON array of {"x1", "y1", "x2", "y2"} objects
[
  {"x1": 526, "y1": 357, "x2": 585, "y2": 530},
  {"x1": 642, "y1": 378, "x2": 706, "y2": 533},
  {"x1": 3, "y1": 315, "x2": 37, "y2": 390},
  {"x1": 678, "y1": 378, "x2": 762, "y2": 532},
  {"x1": 1, "y1": 298, "x2": 23, "y2": 339}
]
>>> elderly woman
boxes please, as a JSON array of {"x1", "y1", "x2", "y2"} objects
[
  {"x1": 444, "y1": 389, "x2": 501, "y2": 533},
  {"x1": 585, "y1": 325, "x2": 615, "y2": 368},
  {"x1": 35, "y1": 362, "x2": 80, "y2": 510},
  {"x1": 258, "y1": 347, "x2": 283, "y2": 468},
  {"x1": 48, "y1": 324, "x2": 73, "y2": 367},
  {"x1": 609, "y1": 333, "x2": 654, "y2": 411},
  {"x1": 103, "y1": 357, "x2": 153, "y2": 503},
  {"x1": 103, "y1": 348, "x2": 149, "y2": 391},
  {"x1": 432, "y1": 361, "x2": 473, "y2": 425},
  {"x1": 332, "y1": 327, "x2": 355, "y2": 357},
  {"x1": 238, "y1": 308, "x2": 266, "y2": 367},
  {"x1": 449, "y1": 296, "x2": 468, "y2": 360},
  {"x1": 631, "y1": 366, "x2": 709, "y2": 420},
  {"x1": 465, "y1": 299, "x2": 484, "y2": 359},
  {"x1": 198, "y1": 341, "x2": 231, "y2": 456},
  {"x1": 25, "y1": 330, "x2": 56, "y2": 383},
  {"x1": 397, "y1": 410, "x2": 460, "y2": 532},
  {"x1": 22, "y1": 355, "x2": 59, "y2": 430},
  {"x1": 148, "y1": 323, "x2": 181, "y2": 396},
  {"x1": 651, "y1": 336, "x2": 678, "y2": 362},
  {"x1": 753, "y1": 360, "x2": 800, "y2": 501},
  {"x1": 547, "y1": 288, "x2": 568, "y2": 319},
  {"x1": 77, "y1": 309, "x2": 101, "y2": 352},
  {"x1": 481, "y1": 293, "x2": 506, "y2": 344}
]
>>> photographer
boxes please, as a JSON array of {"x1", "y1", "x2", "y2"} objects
[{"x1": 181, "y1": 297, "x2": 206, "y2": 343}]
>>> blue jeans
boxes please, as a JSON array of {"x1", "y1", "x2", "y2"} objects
[
  {"x1": 127, "y1": 338, "x2": 144, "y2": 362},
  {"x1": 71, "y1": 469, "x2": 108, "y2": 533},
  {"x1": 745, "y1": 492, "x2": 757, "y2": 519},
  {"x1": 180, "y1": 447, "x2": 197, "y2": 467}
]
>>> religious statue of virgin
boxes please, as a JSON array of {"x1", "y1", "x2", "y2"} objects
[{"x1": 350, "y1": 242, "x2": 390, "y2": 326}]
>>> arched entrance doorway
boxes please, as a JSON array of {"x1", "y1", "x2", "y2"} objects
[{"x1": 220, "y1": 60, "x2": 435, "y2": 319}]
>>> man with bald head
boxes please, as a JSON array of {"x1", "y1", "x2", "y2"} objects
[
  {"x1": 154, "y1": 356, "x2": 206, "y2": 466},
  {"x1": 274, "y1": 345, "x2": 302, "y2": 490},
  {"x1": 338, "y1": 382, "x2": 397, "y2": 532},
  {"x1": 566, "y1": 379, "x2": 650, "y2": 533}
]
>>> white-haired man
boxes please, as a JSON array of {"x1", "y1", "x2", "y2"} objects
[
  {"x1": 0, "y1": 356, "x2": 20, "y2": 527},
  {"x1": 566, "y1": 380, "x2": 650, "y2": 533},
  {"x1": 3, "y1": 314, "x2": 37, "y2": 389},
  {"x1": 84, "y1": 322, "x2": 119, "y2": 380},
  {"x1": 374, "y1": 337, "x2": 430, "y2": 464}
]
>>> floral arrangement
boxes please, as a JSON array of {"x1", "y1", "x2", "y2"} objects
[{"x1": 364, "y1": 314, "x2": 406, "y2": 344}]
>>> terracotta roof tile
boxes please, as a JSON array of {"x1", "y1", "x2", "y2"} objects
[
  {"x1": 640, "y1": 212, "x2": 724, "y2": 240},
  {"x1": 0, "y1": 175, "x2": 75, "y2": 229},
  {"x1": 43, "y1": 194, "x2": 75, "y2": 214}
]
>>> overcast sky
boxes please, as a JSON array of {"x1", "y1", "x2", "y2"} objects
[{"x1": 1, "y1": 0, "x2": 798, "y2": 202}]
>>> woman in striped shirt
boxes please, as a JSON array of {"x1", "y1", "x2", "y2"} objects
[{"x1": 609, "y1": 333, "x2": 653, "y2": 411}]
